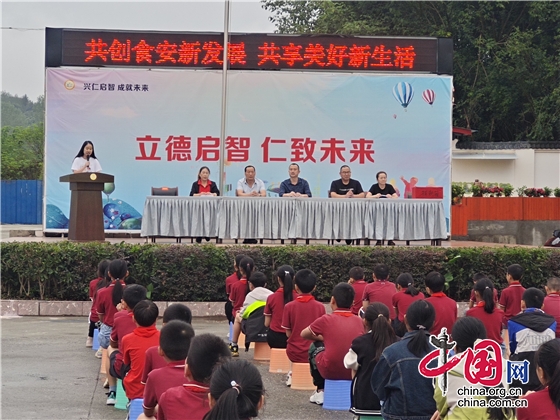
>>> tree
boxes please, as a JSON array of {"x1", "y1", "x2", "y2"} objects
[
  {"x1": 1, "y1": 92, "x2": 45, "y2": 128},
  {"x1": 1, "y1": 124, "x2": 45, "y2": 180},
  {"x1": 262, "y1": 1, "x2": 560, "y2": 143}
]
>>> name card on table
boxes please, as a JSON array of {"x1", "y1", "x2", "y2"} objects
[{"x1": 412, "y1": 187, "x2": 443, "y2": 199}]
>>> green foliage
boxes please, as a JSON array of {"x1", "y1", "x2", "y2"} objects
[
  {"x1": 261, "y1": 1, "x2": 560, "y2": 143},
  {"x1": 1, "y1": 92, "x2": 44, "y2": 128},
  {"x1": 554, "y1": 188, "x2": 560, "y2": 198},
  {"x1": 503, "y1": 184, "x2": 514, "y2": 197},
  {"x1": 1, "y1": 123, "x2": 45, "y2": 180},
  {"x1": 543, "y1": 187, "x2": 553, "y2": 197},
  {"x1": 452, "y1": 183, "x2": 465, "y2": 199},
  {"x1": 2, "y1": 243, "x2": 558, "y2": 302}
]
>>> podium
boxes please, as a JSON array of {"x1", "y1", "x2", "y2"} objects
[{"x1": 59, "y1": 173, "x2": 114, "y2": 242}]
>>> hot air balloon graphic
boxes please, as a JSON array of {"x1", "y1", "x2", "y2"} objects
[
  {"x1": 422, "y1": 89, "x2": 436, "y2": 105},
  {"x1": 393, "y1": 82, "x2": 414, "y2": 111}
]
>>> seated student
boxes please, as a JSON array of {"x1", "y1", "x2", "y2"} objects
[
  {"x1": 344, "y1": 303, "x2": 397, "y2": 418},
  {"x1": 224, "y1": 254, "x2": 246, "y2": 326},
  {"x1": 362, "y1": 264, "x2": 398, "y2": 320},
  {"x1": 348, "y1": 266, "x2": 368, "y2": 316},
  {"x1": 140, "y1": 321, "x2": 195, "y2": 420},
  {"x1": 302, "y1": 283, "x2": 364, "y2": 405},
  {"x1": 158, "y1": 334, "x2": 231, "y2": 420},
  {"x1": 122, "y1": 300, "x2": 160, "y2": 401},
  {"x1": 142, "y1": 303, "x2": 192, "y2": 385},
  {"x1": 543, "y1": 277, "x2": 560, "y2": 338},
  {"x1": 468, "y1": 272, "x2": 498, "y2": 309},
  {"x1": 281, "y1": 269, "x2": 326, "y2": 386},
  {"x1": 203, "y1": 359, "x2": 265, "y2": 420},
  {"x1": 87, "y1": 259, "x2": 110, "y2": 347},
  {"x1": 106, "y1": 284, "x2": 147, "y2": 405},
  {"x1": 264, "y1": 265, "x2": 297, "y2": 349},
  {"x1": 517, "y1": 339, "x2": 560, "y2": 420},
  {"x1": 434, "y1": 317, "x2": 514, "y2": 420},
  {"x1": 371, "y1": 300, "x2": 437, "y2": 420},
  {"x1": 229, "y1": 257, "x2": 254, "y2": 328},
  {"x1": 229, "y1": 271, "x2": 273, "y2": 357},
  {"x1": 425, "y1": 271, "x2": 457, "y2": 336},
  {"x1": 392, "y1": 272, "x2": 425, "y2": 337},
  {"x1": 466, "y1": 278, "x2": 504, "y2": 348},
  {"x1": 508, "y1": 287, "x2": 557, "y2": 394}
]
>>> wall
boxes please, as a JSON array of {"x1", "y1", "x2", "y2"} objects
[{"x1": 1, "y1": 180, "x2": 42, "y2": 224}]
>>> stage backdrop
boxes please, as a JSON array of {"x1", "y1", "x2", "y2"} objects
[{"x1": 45, "y1": 68, "x2": 452, "y2": 232}]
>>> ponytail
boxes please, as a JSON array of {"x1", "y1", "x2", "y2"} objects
[
  {"x1": 108, "y1": 259, "x2": 128, "y2": 307},
  {"x1": 405, "y1": 300, "x2": 435, "y2": 358},
  {"x1": 364, "y1": 303, "x2": 397, "y2": 362},
  {"x1": 238, "y1": 257, "x2": 255, "y2": 296},
  {"x1": 234, "y1": 254, "x2": 246, "y2": 280},
  {"x1": 396, "y1": 273, "x2": 419, "y2": 296},
  {"x1": 96, "y1": 263, "x2": 112, "y2": 292},
  {"x1": 535, "y1": 339, "x2": 560, "y2": 411},
  {"x1": 474, "y1": 278, "x2": 495, "y2": 314},
  {"x1": 277, "y1": 265, "x2": 295, "y2": 305}
]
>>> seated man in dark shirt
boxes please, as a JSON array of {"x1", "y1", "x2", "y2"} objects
[
  {"x1": 279, "y1": 163, "x2": 312, "y2": 197},
  {"x1": 367, "y1": 171, "x2": 398, "y2": 246},
  {"x1": 329, "y1": 165, "x2": 365, "y2": 245}
]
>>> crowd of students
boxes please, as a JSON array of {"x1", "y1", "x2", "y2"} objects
[{"x1": 87, "y1": 256, "x2": 560, "y2": 420}]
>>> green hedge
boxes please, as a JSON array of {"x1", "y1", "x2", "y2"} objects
[{"x1": 1, "y1": 242, "x2": 559, "y2": 302}]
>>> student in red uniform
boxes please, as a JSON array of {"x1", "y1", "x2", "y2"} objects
[
  {"x1": 281, "y1": 269, "x2": 326, "y2": 386},
  {"x1": 466, "y1": 278, "x2": 505, "y2": 348},
  {"x1": 517, "y1": 339, "x2": 560, "y2": 420},
  {"x1": 468, "y1": 272, "x2": 498, "y2": 309},
  {"x1": 425, "y1": 271, "x2": 457, "y2": 336},
  {"x1": 498, "y1": 264, "x2": 526, "y2": 325},
  {"x1": 362, "y1": 264, "x2": 397, "y2": 320},
  {"x1": 106, "y1": 284, "x2": 147, "y2": 405},
  {"x1": 141, "y1": 321, "x2": 195, "y2": 419},
  {"x1": 348, "y1": 266, "x2": 367, "y2": 316},
  {"x1": 158, "y1": 334, "x2": 231, "y2": 420},
  {"x1": 122, "y1": 300, "x2": 160, "y2": 401},
  {"x1": 264, "y1": 265, "x2": 296, "y2": 349},
  {"x1": 87, "y1": 260, "x2": 110, "y2": 347},
  {"x1": 392, "y1": 273, "x2": 425, "y2": 337},
  {"x1": 302, "y1": 283, "x2": 364, "y2": 405},
  {"x1": 142, "y1": 303, "x2": 192, "y2": 385},
  {"x1": 224, "y1": 254, "x2": 246, "y2": 326},
  {"x1": 203, "y1": 359, "x2": 264, "y2": 420},
  {"x1": 95, "y1": 259, "x2": 128, "y2": 357},
  {"x1": 543, "y1": 277, "x2": 560, "y2": 338},
  {"x1": 229, "y1": 256, "x2": 254, "y2": 320}
]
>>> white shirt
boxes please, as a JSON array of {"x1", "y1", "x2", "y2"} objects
[
  {"x1": 236, "y1": 177, "x2": 265, "y2": 195},
  {"x1": 71, "y1": 157, "x2": 102, "y2": 173}
]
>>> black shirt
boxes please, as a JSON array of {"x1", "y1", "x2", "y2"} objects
[
  {"x1": 368, "y1": 183, "x2": 396, "y2": 196},
  {"x1": 330, "y1": 178, "x2": 364, "y2": 196}
]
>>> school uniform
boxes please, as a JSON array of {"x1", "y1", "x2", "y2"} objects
[
  {"x1": 498, "y1": 281, "x2": 525, "y2": 326},
  {"x1": 88, "y1": 277, "x2": 102, "y2": 324},
  {"x1": 426, "y1": 292, "x2": 457, "y2": 336},
  {"x1": 229, "y1": 278, "x2": 248, "y2": 318},
  {"x1": 517, "y1": 387, "x2": 560, "y2": 420},
  {"x1": 264, "y1": 288, "x2": 297, "y2": 348},
  {"x1": 157, "y1": 381, "x2": 210, "y2": 420},
  {"x1": 469, "y1": 288, "x2": 498, "y2": 306},
  {"x1": 543, "y1": 293, "x2": 560, "y2": 338},
  {"x1": 95, "y1": 281, "x2": 125, "y2": 327},
  {"x1": 392, "y1": 290, "x2": 425, "y2": 322},
  {"x1": 142, "y1": 361, "x2": 186, "y2": 413},
  {"x1": 362, "y1": 281, "x2": 398, "y2": 320},
  {"x1": 308, "y1": 309, "x2": 364, "y2": 381},
  {"x1": 122, "y1": 325, "x2": 160, "y2": 400},
  {"x1": 281, "y1": 295, "x2": 326, "y2": 363},
  {"x1": 225, "y1": 273, "x2": 239, "y2": 296},
  {"x1": 109, "y1": 310, "x2": 136, "y2": 378},
  {"x1": 466, "y1": 303, "x2": 504, "y2": 344},
  {"x1": 141, "y1": 346, "x2": 167, "y2": 384},
  {"x1": 350, "y1": 280, "x2": 367, "y2": 316}
]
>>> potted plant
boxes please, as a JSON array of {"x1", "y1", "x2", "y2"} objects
[
  {"x1": 543, "y1": 187, "x2": 553, "y2": 197},
  {"x1": 451, "y1": 183, "x2": 465, "y2": 205},
  {"x1": 503, "y1": 184, "x2": 513, "y2": 197},
  {"x1": 471, "y1": 184, "x2": 483, "y2": 197},
  {"x1": 555, "y1": 188, "x2": 560, "y2": 198}
]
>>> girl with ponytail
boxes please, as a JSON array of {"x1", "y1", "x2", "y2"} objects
[
  {"x1": 86, "y1": 259, "x2": 110, "y2": 347},
  {"x1": 371, "y1": 300, "x2": 437, "y2": 420},
  {"x1": 225, "y1": 254, "x2": 247, "y2": 324},
  {"x1": 393, "y1": 273, "x2": 425, "y2": 337},
  {"x1": 264, "y1": 265, "x2": 297, "y2": 349},
  {"x1": 344, "y1": 303, "x2": 397, "y2": 417},
  {"x1": 466, "y1": 278, "x2": 505, "y2": 348}
]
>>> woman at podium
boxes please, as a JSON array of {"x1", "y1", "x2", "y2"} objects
[{"x1": 72, "y1": 141, "x2": 102, "y2": 173}]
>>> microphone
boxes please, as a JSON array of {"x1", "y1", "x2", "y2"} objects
[{"x1": 86, "y1": 155, "x2": 90, "y2": 162}]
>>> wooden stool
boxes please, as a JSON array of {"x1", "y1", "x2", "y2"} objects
[
  {"x1": 291, "y1": 362, "x2": 315, "y2": 390},
  {"x1": 100, "y1": 348, "x2": 108, "y2": 374},
  {"x1": 269, "y1": 348, "x2": 291, "y2": 373},
  {"x1": 253, "y1": 342, "x2": 271, "y2": 361}
]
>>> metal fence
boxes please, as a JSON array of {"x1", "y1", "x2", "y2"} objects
[{"x1": 1, "y1": 180, "x2": 42, "y2": 224}]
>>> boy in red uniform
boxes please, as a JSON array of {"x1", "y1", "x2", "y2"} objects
[
  {"x1": 302, "y1": 283, "x2": 364, "y2": 405},
  {"x1": 281, "y1": 269, "x2": 326, "y2": 386},
  {"x1": 142, "y1": 303, "x2": 192, "y2": 385},
  {"x1": 362, "y1": 264, "x2": 397, "y2": 320},
  {"x1": 141, "y1": 320, "x2": 195, "y2": 419},
  {"x1": 157, "y1": 334, "x2": 231, "y2": 420},
  {"x1": 498, "y1": 264, "x2": 526, "y2": 350},
  {"x1": 425, "y1": 271, "x2": 457, "y2": 336},
  {"x1": 348, "y1": 266, "x2": 367, "y2": 316},
  {"x1": 468, "y1": 272, "x2": 498, "y2": 309},
  {"x1": 106, "y1": 284, "x2": 147, "y2": 405},
  {"x1": 543, "y1": 277, "x2": 560, "y2": 338},
  {"x1": 122, "y1": 300, "x2": 160, "y2": 402}
]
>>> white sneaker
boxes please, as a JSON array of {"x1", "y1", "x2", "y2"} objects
[
  {"x1": 309, "y1": 390, "x2": 324, "y2": 405},
  {"x1": 95, "y1": 348, "x2": 103, "y2": 359},
  {"x1": 86, "y1": 337, "x2": 93, "y2": 347},
  {"x1": 286, "y1": 371, "x2": 292, "y2": 387}
]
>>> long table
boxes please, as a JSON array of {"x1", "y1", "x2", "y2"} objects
[{"x1": 141, "y1": 197, "x2": 447, "y2": 242}]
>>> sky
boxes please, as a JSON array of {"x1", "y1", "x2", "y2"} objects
[{"x1": 1, "y1": 0, "x2": 277, "y2": 101}]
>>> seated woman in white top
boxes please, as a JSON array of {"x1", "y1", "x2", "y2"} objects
[{"x1": 71, "y1": 141, "x2": 102, "y2": 173}]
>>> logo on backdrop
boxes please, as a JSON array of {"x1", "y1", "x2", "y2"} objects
[{"x1": 64, "y1": 80, "x2": 75, "y2": 90}]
